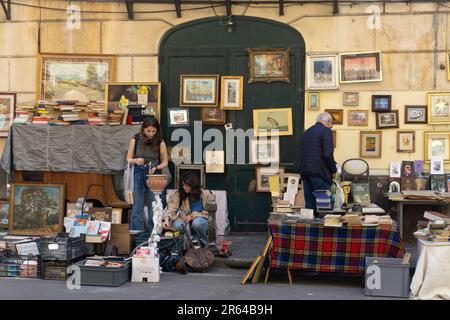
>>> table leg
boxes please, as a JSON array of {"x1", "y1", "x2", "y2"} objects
[
  {"x1": 264, "y1": 267, "x2": 271, "y2": 284},
  {"x1": 287, "y1": 268, "x2": 293, "y2": 286},
  {"x1": 397, "y1": 202, "x2": 403, "y2": 239}
]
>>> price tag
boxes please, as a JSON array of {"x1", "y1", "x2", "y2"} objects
[{"x1": 48, "y1": 244, "x2": 59, "y2": 250}]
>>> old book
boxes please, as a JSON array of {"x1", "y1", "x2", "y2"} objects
[
  {"x1": 352, "y1": 183, "x2": 370, "y2": 206},
  {"x1": 88, "y1": 207, "x2": 113, "y2": 222},
  {"x1": 414, "y1": 160, "x2": 424, "y2": 174},
  {"x1": 86, "y1": 221, "x2": 101, "y2": 236},
  {"x1": 424, "y1": 211, "x2": 450, "y2": 224},
  {"x1": 401, "y1": 176, "x2": 415, "y2": 191},
  {"x1": 401, "y1": 161, "x2": 414, "y2": 177},
  {"x1": 414, "y1": 174, "x2": 429, "y2": 191},
  {"x1": 430, "y1": 175, "x2": 447, "y2": 192}
]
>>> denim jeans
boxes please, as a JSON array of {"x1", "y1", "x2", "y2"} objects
[
  {"x1": 130, "y1": 165, "x2": 156, "y2": 233},
  {"x1": 302, "y1": 175, "x2": 332, "y2": 212},
  {"x1": 172, "y1": 217, "x2": 209, "y2": 246}
]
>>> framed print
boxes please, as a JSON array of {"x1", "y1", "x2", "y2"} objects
[
  {"x1": 307, "y1": 92, "x2": 320, "y2": 111},
  {"x1": 306, "y1": 55, "x2": 339, "y2": 90},
  {"x1": 360, "y1": 131, "x2": 382, "y2": 158},
  {"x1": 168, "y1": 108, "x2": 189, "y2": 127},
  {"x1": 179, "y1": 74, "x2": 219, "y2": 107},
  {"x1": 248, "y1": 48, "x2": 290, "y2": 83},
  {"x1": 414, "y1": 174, "x2": 429, "y2": 190},
  {"x1": 0, "y1": 200, "x2": 9, "y2": 228},
  {"x1": 372, "y1": 95, "x2": 391, "y2": 112},
  {"x1": 250, "y1": 139, "x2": 280, "y2": 164},
  {"x1": 389, "y1": 162, "x2": 401, "y2": 178},
  {"x1": 325, "y1": 109, "x2": 343, "y2": 125},
  {"x1": 339, "y1": 51, "x2": 382, "y2": 83},
  {"x1": 253, "y1": 108, "x2": 293, "y2": 137},
  {"x1": 205, "y1": 150, "x2": 225, "y2": 173},
  {"x1": 0, "y1": 93, "x2": 16, "y2": 137},
  {"x1": 348, "y1": 110, "x2": 368, "y2": 126},
  {"x1": 255, "y1": 167, "x2": 285, "y2": 192},
  {"x1": 175, "y1": 164, "x2": 205, "y2": 189},
  {"x1": 169, "y1": 145, "x2": 191, "y2": 164},
  {"x1": 424, "y1": 131, "x2": 450, "y2": 162},
  {"x1": 397, "y1": 131, "x2": 415, "y2": 153},
  {"x1": 427, "y1": 92, "x2": 450, "y2": 124},
  {"x1": 430, "y1": 157, "x2": 444, "y2": 175},
  {"x1": 405, "y1": 105, "x2": 427, "y2": 124},
  {"x1": 9, "y1": 183, "x2": 65, "y2": 235},
  {"x1": 220, "y1": 76, "x2": 243, "y2": 110},
  {"x1": 376, "y1": 110, "x2": 399, "y2": 129},
  {"x1": 201, "y1": 107, "x2": 226, "y2": 125},
  {"x1": 343, "y1": 92, "x2": 359, "y2": 106},
  {"x1": 37, "y1": 53, "x2": 116, "y2": 101}
]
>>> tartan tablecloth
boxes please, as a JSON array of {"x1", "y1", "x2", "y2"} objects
[{"x1": 269, "y1": 221, "x2": 404, "y2": 274}]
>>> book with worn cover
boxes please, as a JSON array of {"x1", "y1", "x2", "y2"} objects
[
  {"x1": 401, "y1": 161, "x2": 414, "y2": 177},
  {"x1": 401, "y1": 176, "x2": 415, "y2": 191},
  {"x1": 414, "y1": 160, "x2": 424, "y2": 174},
  {"x1": 414, "y1": 174, "x2": 429, "y2": 190},
  {"x1": 430, "y1": 175, "x2": 447, "y2": 192}
]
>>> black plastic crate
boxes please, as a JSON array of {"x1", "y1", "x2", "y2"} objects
[
  {"x1": 40, "y1": 234, "x2": 84, "y2": 261},
  {"x1": 41, "y1": 256, "x2": 84, "y2": 281},
  {"x1": 0, "y1": 253, "x2": 41, "y2": 279},
  {"x1": 74, "y1": 259, "x2": 130, "y2": 287}
]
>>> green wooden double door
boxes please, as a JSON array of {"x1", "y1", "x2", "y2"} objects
[{"x1": 159, "y1": 16, "x2": 306, "y2": 231}]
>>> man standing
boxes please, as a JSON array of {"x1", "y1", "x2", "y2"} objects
[{"x1": 300, "y1": 112, "x2": 337, "y2": 212}]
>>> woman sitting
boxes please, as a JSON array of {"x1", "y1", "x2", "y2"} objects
[{"x1": 162, "y1": 172, "x2": 213, "y2": 247}]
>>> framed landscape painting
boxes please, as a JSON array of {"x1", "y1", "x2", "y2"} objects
[
  {"x1": 168, "y1": 108, "x2": 189, "y2": 127},
  {"x1": 253, "y1": 108, "x2": 293, "y2": 137},
  {"x1": 424, "y1": 131, "x2": 450, "y2": 162},
  {"x1": 343, "y1": 92, "x2": 359, "y2": 106},
  {"x1": 405, "y1": 105, "x2": 427, "y2": 124},
  {"x1": 306, "y1": 55, "x2": 339, "y2": 90},
  {"x1": 427, "y1": 92, "x2": 450, "y2": 124},
  {"x1": 360, "y1": 131, "x2": 382, "y2": 158},
  {"x1": 375, "y1": 110, "x2": 399, "y2": 129},
  {"x1": 0, "y1": 93, "x2": 16, "y2": 137},
  {"x1": 348, "y1": 110, "x2": 368, "y2": 126},
  {"x1": 248, "y1": 48, "x2": 290, "y2": 83},
  {"x1": 339, "y1": 51, "x2": 382, "y2": 83},
  {"x1": 372, "y1": 95, "x2": 391, "y2": 112},
  {"x1": 220, "y1": 76, "x2": 243, "y2": 110},
  {"x1": 179, "y1": 74, "x2": 219, "y2": 107}
]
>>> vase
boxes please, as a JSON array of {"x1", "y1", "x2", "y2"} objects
[{"x1": 138, "y1": 93, "x2": 148, "y2": 106}]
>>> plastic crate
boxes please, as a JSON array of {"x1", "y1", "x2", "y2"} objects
[
  {"x1": 41, "y1": 257, "x2": 84, "y2": 281},
  {"x1": 40, "y1": 234, "x2": 84, "y2": 261},
  {"x1": 0, "y1": 253, "x2": 41, "y2": 279},
  {"x1": 74, "y1": 259, "x2": 130, "y2": 287}
]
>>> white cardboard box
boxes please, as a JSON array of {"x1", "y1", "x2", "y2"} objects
[{"x1": 132, "y1": 256, "x2": 160, "y2": 283}]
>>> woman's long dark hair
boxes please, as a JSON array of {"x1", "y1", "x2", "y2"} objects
[
  {"x1": 140, "y1": 116, "x2": 163, "y2": 153},
  {"x1": 178, "y1": 172, "x2": 202, "y2": 205}
]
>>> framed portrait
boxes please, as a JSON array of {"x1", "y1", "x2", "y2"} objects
[
  {"x1": 343, "y1": 92, "x2": 359, "y2": 106},
  {"x1": 37, "y1": 53, "x2": 116, "y2": 101},
  {"x1": 255, "y1": 167, "x2": 285, "y2": 192},
  {"x1": 168, "y1": 108, "x2": 189, "y2": 127},
  {"x1": 307, "y1": 92, "x2": 320, "y2": 111},
  {"x1": 360, "y1": 131, "x2": 382, "y2": 158},
  {"x1": 405, "y1": 105, "x2": 427, "y2": 124},
  {"x1": 0, "y1": 92, "x2": 16, "y2": 137},
  {"x1": 427, "y1": 92, "x2": 450, "y2": 124},
  {"x1": 339, "y1": 51, "x2": 382, "y2": 83},
  {"x1": 250, "y1": 139, "x2": 280, "y2": 164},
  {"x1": 169, "y1": 145, "x2": 191, "y2": 165},
  {"x1": 372, "y1": 95, "x2": 391, "y2": 112},
  {"x1": 376, "y1": 110, "x2": 399, "y2": 129},
  {"x1": 179, "y1": 74, "x2": 219, "y2": 107},
  {"x1": 205, "y1": 150, "x2": 225, "y2": 173},
  {"x1": 424, "y1": 131, "x2": 450, "y2": 162},
  {"x1": 348, "y1": 110, "x2": 368, "y2": 126},
  {"x1": 201, "y1": 107, "x2": 226, "y2": 125},
  {"x1": 306, "y1": 55, "x2": 339, "y2": 90},
  {"x1": 253, "y1": 108, "x2": 293, "y2": 137},
  {"x1": 9, "y1": 183, "x2": 65, "y2": 235},
  {"x1": 175, "y1": 164, "x2": 205, "y2": 189},
  {"x1": 0, "y1": 200, "x2": 9, "y2": 228},
  {"x1": 397, "y1": 131, "x2": 415, "y2": 153},
  {"x1": 106, "y1": 82, "x2": 160, "y2": 120},
  {"x1": 248, "y1": 48, "x2": 290, "y2": 83},
  {"x1": 220, "y1": 76, "x2": 243, "y2": 110},
  {"x1": 324, "y1": 109, "x2": 343, "y2": 125}
]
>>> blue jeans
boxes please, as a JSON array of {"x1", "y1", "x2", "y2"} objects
[
  {"x1": 302, "y1": 176, "x2": 332, "y2": 212},
  {"x1": 130, "y1": 165, "x2": 157, "y2": 233},
  {"x1": 172, "y1": 217, "x2": 209, "y2": 246}
]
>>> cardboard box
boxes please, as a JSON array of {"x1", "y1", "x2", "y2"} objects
[
  {"x1": 107, "y1": 224, "x2": 139, "y2": 255},
  {"x1": 132, "y1": 256, "x2": 160, "y2": 283}
]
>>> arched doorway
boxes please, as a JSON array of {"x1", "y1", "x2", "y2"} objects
[{"x1": 159, "y1": 16, "x2": 306, "y2": 231}]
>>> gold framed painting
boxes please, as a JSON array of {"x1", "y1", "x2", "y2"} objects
[
  {"x1": 424, "y1": 131, "x2": 450, "y2": 162},
  {"x1": 397, "y1": 131, "x2": 415, "y2": 153},
  {"x1": 306, "y1": 55, "x2": 339, "y2": 90},
  {"x1": 339, "y1": 51, "x2": 382, "y2": 83},
  {"x1": 255, "y1": 167, "x2": 285, "y2": 192},
  {"x1": 248, "y1": 48, "x2": 290, "y2": 83},
  {"x1": 220, "y1": 76, "x2": 243, "y2": 110},
  {"x1": 179, "y1": 74, "x2": 219, "y2": 107},
  {"x1": 360, "y1": 131, "x2": 382, "y2": 158},
  {"x1": 348, "y1": 110, "x2": 368, "y2": 126},
  {"x1": 253, "y1": 108, "x2": 293, "y2": 137},
  {"x1": 325, "y1": 109, "x2": 343, "y2": 125},
  {"x1": 37, "y1": 53, "x2": 116, "y2": 102},
  {"x1": 0, "y1": 92, "x2": 16, "y2": 137},
  {"x1": 343, "y1": 92, "x2": 359, "y2": 106},
  {"x1": 201, "y1": 107, "x2": 226, "y2": 125},
  {"x1": 307, "y1": 92, "x2": 320, "y2": 111},
  {"x1": 427, "y1": 92, "x2": 450, "y2": 124}
]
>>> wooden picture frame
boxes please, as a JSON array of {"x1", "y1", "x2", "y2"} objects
[
  {"x1": 360, "y1": 131, "x2": 382, "y2": 158},
  {"x1": 375, "y1": 110, "x2": 399, "y2": 129},
  {"x1": 220, "y1": 76, "x2": 243, "y2": 110},
  {"x1": 424, "y1": 131, "x2": 450, "y2": 162},
  {"x1": 201, "y1": 107, "x2": 226, "y2": 125},
  {"x1": 0, "y1": 200, "x2": 9, "y2": 229},
  {"x1": 248, "y1": 48, "x2": 290, "y2": 83},
  {"x1": 255, "y1": 167, "x2": 285, "y2": 192},
  {"x1": 250, "y1": 139, "x2": 280, "y2": 164},
  {"x1": 253, "y1": 108, "x2": 293, "y2": 137},
  {"x1": 179, "y1": 74, "x2": 219, "y2": 107},
  {"x1": 348, "y1": 110, "x2": 368, "y2": 126},
  {"x1": 306, "y1": 55, "x2": 339, "y2": 90},
  {"x1": 427, "y1": 92, "x2": 450, "y2": 124},
  {"x1": 405, "y1": 105, "x2": 427, "y2": 124},
  {"x1": 37, "y1": 53, "x2": 116, "y2": 102},
  {"x1": 343, "y1": 92, "x2": 359, "y2": 106},
  {"x1": 339, "y1": 51, "x2": 382, "y2": 83},
  {"x1": 175, "y1": 164, "x2": 205, "y2": 189},
  {"x1": 372, "y1": 95, "x2": 392, "y2": 112},
  {"x1": 307, "y1": 92, "x2": 320, "y2": 111},
  {"x1": 397, "y1": 131, "x2": 415, "y2": 153},
  {"x1": 168, "y1": 108, "x2": 189, "y2": 127},
  {"x1": 9, "y1": 183, "x2": 65, "y2": 235},
  {"x1": 205, "y1": 150, "x2": 225, "y2": 173},
  {"x1": 325, "y1": 109, "x2": 343, "y2": 125},
  {"x1": 0, "y1": 92, "x2": 16, "y2": 137}
]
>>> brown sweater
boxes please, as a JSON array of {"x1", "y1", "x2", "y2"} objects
[{"x1": 163, "y1": 189, "x2": 214, "y2": 222}]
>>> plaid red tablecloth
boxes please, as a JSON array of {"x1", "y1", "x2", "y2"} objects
[{"x1": 269, "y1": 221, "x2": 404, "y2": 274}]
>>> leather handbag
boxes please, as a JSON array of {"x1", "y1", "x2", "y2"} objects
[{"x1": 182, "y1": 225, "x2": 214, "y2": 272}]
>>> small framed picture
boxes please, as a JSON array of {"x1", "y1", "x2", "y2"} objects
[
  {"x1": 220, "y1": 76, "x2": 243, "y2": 110},
  {"x1": 306, "y1": 55, "x2": 339, "y2": 90},
  {"x1": 372, "y1": 95, "x2": 392, "y2": 112},
  {"x1": 307, "y1": 92, "x2": 320, "y2": 110},
  {"x1": 343, "y1": 92, "x2": 359, "y2": 106},
  {"x1": 348, "y1": 110, "x2": 368, "y2": 126},
  {"x1": 175, "y1": 164, "x2": 205, "y2": 189},
  {"x1": 250, "y1": 139, "x2": 280, "y2": 164},
  {"x1": 389, "y1": 162, "x2": 401, "y2": 178},
  {"x1": 360, "y1": 131, "x2": 382, "y2": 158},
  {"x1": 405, "y1": 105, "x2": 427, "y2": 124},
  {"x1": 179, "y1": 74, "x2": 219, "y2": 107},
  {"x1": 424, "y1": 131, "x2": 450, "y2": 162},
  {"x1": 205, "y1": 150, "x2": 225, "y2": 173},
  {"x1": 325, "y1": 109, "x2": 343, "y2": 125},
  {"x1": 201, "y1": 107, "x2": 226, "y2": 125},
  {"x1": 397, "y1": 131, "x2": 415, "y2": 153},
  {"x1": 167, "y1": 108, "x2": 189, "y2": 127},
  {"x1": 255, "y1": 167, "x2": 285, "y2": 192},
  {"x1": 375, "y1": 110, "x2": 399, "y2": 129},
  {"x1": 430, "y1": 157, "x2": 444, "y2": 175},
  {"x1": 427, "y1": 92, "x2": 450, "y2": 124},
  {"x1": 339, "y1": 51, "x2": 382, "y2": 83}
]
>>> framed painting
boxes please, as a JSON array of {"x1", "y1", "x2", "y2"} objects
[
  {"x1": 205, "y1": 150, "x2": 225, "y2": 173},
  {"x1": 375, "y1": 110, "x2": 399, "y2": 129},
  {"x1": 179, "y1": 74, "x2": 219, "y2": 107},
  {"x1": 201, "y1": 107, "x2": 226, "y2": 125},
  {"x1": 427, "y1": 92, "x2": 450, "y2": 124},
  {"x1": 175, "y1": 164, "x2": 205, "y2": 189},
  {"x1": 405, "y1": 105, "x2": 427, "y2": 124},
  {"x1": 360, "y1": 131, "x2": 382, "y2": 158},
  {"x1": 306, "y1": 55, "x2": 339, "y2": 90},
  {"x1": 168, "y1": 145, "x2": 191, "y2": 165},
  {"x1": 9, "y1": 183, "x2": 65, "y2": 235},
  {"x1": 0, "y1": 93, "x2": 16, "y2": 137},
  {"x1": 325, "y1": 109, "x2": 343, "y2": 125},
  {"x1": 220, "y1": 76, "x2": 243, "y2": 110},
  {"x1": 168, "y1": 108, "x2": 189, "y2": 127},
  {"x1": 0, "y1": 200, "x2": 9, "y2": 228},
  {"x1": 255, "y1": 167, "x2": 285, "y2": 192},
  {"x1": 253, "y1": 108, "x2": 293, "y2": 137},
  {"x1": 248, "y1": 48, "x2": 290, "y2": 83},
  {"x1": 343, "y1": 92, "x2": 359, "y2": 106},
  {"x1": 424, "y1": 131, "x2": 450, "y2": 162},
  {"x1": 307, "y1": 92, "x2": 320, "y2": 111},
  {"x1": 339, "y1": 51, "x2": 382, "y2": 83},
  {"x1": 106, "y1": 82, "x2": 161, "y2": 120},
  {"x1": 37, "y1": 53, "x2": 116, "y2": 102},
  {"x1": 348, "y1": 110, "x2": 368, "y2": 126},
  {"x1": 372, "y1": 95, "x2": 391, "y2": 112},
  {"x1": 250, "y1": 139, "x2": 280, "y2": 164},
  {"x1": 397, "y1": 131, "x2": 415, "y2": 153}
]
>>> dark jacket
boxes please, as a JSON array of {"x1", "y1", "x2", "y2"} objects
[{"x1": 299, "y1": 122, "x2": 337, "y2": 183}]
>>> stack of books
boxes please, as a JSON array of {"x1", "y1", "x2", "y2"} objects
[
  {"x1": 272, "y1": 199, "x2": 293, "y2": 213},
  {"x1": 314, "y1": 190, "x2": 333, "y2": 211},
  {"x1": 342, "y1": 213, "x2": 363, "y2": 226},
  {"x1": 378, "y1": 215, "x2": 393, "y2": 225},
  {"x1": 108, "y1": 110, "x2": 125, "y2": 126},
  {"x1": 363, "y1": 215, "x2": 379, "y2": 225},
  {"x1": 13, "y1": 105, "x2": 34, "y2": 124},
  {"x1": 324, "y1": 214, "x2": 343, "y2": 227}
]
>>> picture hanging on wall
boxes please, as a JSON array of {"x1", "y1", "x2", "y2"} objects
[
  {"x1": 253, "y1": 108, "x2": 293, "y2": 137},
  {"x1": 339, "y1": 51, "x2": 382, "y2": 83},
  {"x1": 375, "y1": 111, "x2": 399, "y2": 129},
  {"x1": 0, "y1": 200, "x2": 9, "y2": 229},
  {"x1": 306, "y1": 55, "x2": 339, "y2": 90},
  {"x1": 220, "y1": 76, "x2": 243, "y2": 110},
  {"x1": 348, "y1": 110, "x2": 368, "y2": 126},
  {"x1": 167, "y1": 108, "x2": 189, "y2": 127},
  {"x1": 179, "y1": 74, "x2": 219, "y2": 107},
  {"x1": 360, "y1": 131, "x2": 382, "y2": 158},
  {"x1": 248, "y1": 48, "x2": 290, "y2": 83},
  {"x1": 372, "y1": 95, "x2": 392, "y2": 112},
  {"x1": 307, "y1": 92, "x2": 320, "y2": 111},
  {"x1": 397, "y1": 131, "x2": 415, "y2": 153},
  {"x1": 405, "y1": 105, "x2": 427, "y2": 124},
  {"x1": 255, "y1": 167, "x2": 285, "y2": 192},
  {"x1": 424, "y1": 131, "x2": 450, "y2": 162},
  {"x1": 201, "y1": 107, "x2": 226, "y2": 125},
  {"x1": 205, "y1": 150, "x2": 225, "y2": 173},
  {"x1": 343, "y1": 92, "x2": 359, "y2": 106},
  {"x1": 325, "y1": 109, "x2": 343, "y2": 125},
  {"x1": 249, "y1": 139, "x2": 280, "y2": 164},
  {"x1": 0, "y1": 93, "x2": 16, "y2": 137},
  {"x1": 175, "y1": 164, "x2": 205, "y2": 189},
  {"x1": 427, "y1": 92, "x2": 450, "y2": 124}
]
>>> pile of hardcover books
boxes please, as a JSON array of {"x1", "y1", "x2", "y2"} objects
[{"x1": 313, "y1": 190, "x2": 333, "y2": 211}]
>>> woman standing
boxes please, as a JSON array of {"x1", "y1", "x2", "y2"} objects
[{"x1": 127, "y1": 116, "x2": 168, "y2": 233}]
